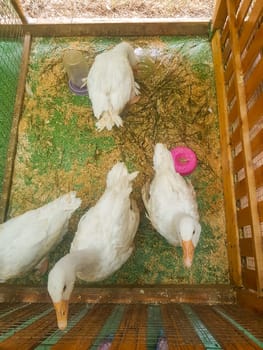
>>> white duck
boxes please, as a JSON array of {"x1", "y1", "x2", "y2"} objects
[
  {"x1": 0, "y1": 192, "x2": 81, "y2": 282},
  {"x1": 142, "y1": 143, "x2": 201, "y2": 268},
  {"x1": 85, "y1": 42, "x2": 140, "y2": 131},
  {"x1": 48, "y1": 162, "x2": 139, "y2": 330}
]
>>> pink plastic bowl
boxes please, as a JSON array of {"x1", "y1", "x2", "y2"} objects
[{"x1": 170, "y1": 146, "x2": 197, "y2": 176}]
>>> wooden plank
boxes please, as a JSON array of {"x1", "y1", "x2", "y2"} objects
[
  {"x1": 255, "y1": 166, "x2": 263, "y2": 188},
  {"x1": 52, "y1": 304, "x2": 114, "y2": 350},
  {"x1": 212, "y1": 30, "x2": 242, "y2": 287},
  {"x1": 233, "y1": 151, "x2": 244, "y2": 173},
  {"x1": 0, "y1": 20, "x2": 209, "y2": 37},
  {"x1": 110, "y1": 304, "x2": 147, "y2": 350},
  {"x1": 247, "y1": 93, "x2": 263, "y2": 130},
  {"x1": 161, "y1": 304, "x2": 204, "y2": 350},
  {"x1": 212, "y1": 0, "x2": 228, "y2": 30},
  {"x1": 241, "y1": 23, "x2": 263, "y2": 74},
  {"x1": 251, "y1": 129, "x2": 263, "y2": 158},
  {"x1": 240, "y1": 0, "x2": 263, "y2": 52},
  {"x1": 226, "y1": 74, "x2": 236, "y2": 103},
  {"x1": 236, "y1": 0, "x2": 252, "y2": 31},
  {"x1": 221, "y1": 18, "x2": 230, "y2": 48},
  {"x1": 227, "y1": 0, "x2": 263, "y2": 295},
  {"x1": 0, "y1": 33, "x2": 31, "y2": 223},
  {"x1": 242, "y1": 268, "x2": 258, "y2": 291},
  {"x1": 235, "y1": 178, "x2": 247, "y2": 199},
  {"x1": 224, "y1": 54, "x2": 234, "y2": 85},
  {"x1": 230, "y1": 121, "x2": 242, "y2": 147},
  {"x1": 239, "y1": 238, "x2": 254, "y2": 256},
  {"x1": 222, "y1": 37, "x2": 232, "y2": 66},
  {"x1": 236, "y1": 288, "x2": 263, "y2": 314},
  {"x1": 0, "y1": 285, "x2": 236, "y2": 304},
  {"x1": 258, "y1": 201, "x2": 263, "y2": 221},
  {"x1": 237, "y1": 206, "x2": 252, "y2": 227},
  {"x1": 245, "y1": 57, "x2": 263, "y2": 102},
  {"x1": 228, "y1": 99, "x2": 239, "y2": 125},
  {"x1": 10, "y1": 0, "x2": 27, "y2": 24}
]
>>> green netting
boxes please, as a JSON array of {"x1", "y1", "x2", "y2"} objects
[{"x1": 0, "y1": 0, "x2": 23, "y2": 194}]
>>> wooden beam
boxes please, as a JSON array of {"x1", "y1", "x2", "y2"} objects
[
  {"x1": 212, "y1": 0, "x2": 227, "y2": 30},
  {"x1": 0, "y1": 33, "x2": 31, "y2": 223},
  {"x1": 0, "y1": 19, "x2": 209, "y2": 37},
  {"x1": 236, "y1": 288, "x2": 263, "y2": 314},
  {"x1": 0, "y1": 285, "x2": 236, "y2": 304},
  {"x1": 10, "y1": 0, "x2": 28, "y2": 24},
  {"x1": 211, "y1": 30, "x2": 242, "y2": 287}
]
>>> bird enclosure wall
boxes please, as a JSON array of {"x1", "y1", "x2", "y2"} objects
[
  {"x1": 211, "y1": 0, "x2": 263, "y2": 300},
  {"x1": 1, "y1": 0, "x2": 263, "y2": 318},
  {"x1": 0, "y1": 0, "x2": 263, "y2": 347}
]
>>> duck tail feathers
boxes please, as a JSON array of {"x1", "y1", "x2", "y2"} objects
[
  {"x1": 56, "y1": 191, "x2": 82, "y2": 211},
  {"x1": 106, "y1": 162, "x2": 138, "y2": 189},
  {"x1": 96, "y1": 112, "x2": 123, "y2": 132}
]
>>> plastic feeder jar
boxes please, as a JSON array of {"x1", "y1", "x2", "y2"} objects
[{"x1": 63, "y1": 50, "x2": 89, "y2": 95}]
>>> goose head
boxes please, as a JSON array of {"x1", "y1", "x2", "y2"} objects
[
  {"x1": 178, "y1": 215, "x2": 201, "y2": 268},
  {"x1": 47, "y1": 254, "x2": 76, "y2": 330}
]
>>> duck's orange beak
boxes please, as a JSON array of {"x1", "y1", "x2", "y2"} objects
[
  {"x1": 53, "y1": 300, "x2": 69, "y2": 330},
  {"x1": 182, "y1": 240, "x2": 195, "y2": 268}
]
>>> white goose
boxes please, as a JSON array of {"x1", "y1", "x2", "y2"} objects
[
  {"x1": 48, "y1": 162, "x2": 139, "y2": 330},
  {"x1": 142, "y1": 143, "x2": 201, "y2": 268},
  {"x1": 0, "y1": 192, "x2": 81, "y2": 282},
  {"x1": 85, "y1": 42, "x2": 140, "y2": 131}
]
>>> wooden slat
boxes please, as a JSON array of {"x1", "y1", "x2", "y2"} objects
[
  {"x1": 247, "y1": 93, "x2": 263, "y2": 129},
  {"x1": 52, "y1": 304, "x2": 114, "y2": 350},
  {"x1": 233, "y1": 151, "x2": 244, "y2": 173},
  {"x1": 258, "y1": 201, "x2": 263, "y2": 221},
  {"x1": 0, "y1": 285, "x2": 236, "y2": 304},
  {"x1": 228, "y1": 99, "x2": 239, "y2": 125},
  {"x1": 161, "y1": 304, "x2": 204, "y2": 350},
  {"x1": 212, "y1": 30, "x2": 242, "y2": 286},
  {"x1": 0, "y1": 307, "x2": 55, "y2": 349},
  {"x1": 236, "y1": 288, "x2": 263, "y2": 314},
  {"x1": 242, "y1": 268, "x2": 258, "y2": 291},
  {"x1": 222, "y1": 37, "x2": 232, "y2": 66},
  {"x1": 212, "y1": 0, "x2": 228, "y2": 30},
  {"x1": 227, "y1": 0, "x2": 263, "y2": 295},
  {"x1": 255, "y1": 166, "x2": 263, "y2": 188},
  {"x1": 0, "y1": 33, "x2": 31, "y2": 223},
  {"x1": 224, "y1": 54, "x2": 234, "y2": 85},
  {"x1": 235, "y1": 178, "x2": 247, "y2": 199},
  {"x1": 251, "y1": 129, "x2": 263, "y2": 158},
  {"x1": 240, "y1": 0, "x2": 263, "y2": 52},
  {"x1": 226, "y1": 75, "x2": 236, "y2": 103},
  {"x1": 221, "y1": 18, "x2": 230, "y2": 48},
  {"x1": 10, "y1": 0, "x2": 27, "y2": 24},
  {"x1": 237, "y1": 206, "x2": 252, "y2": 227},
  {"x1": 110, "y1": 304, "x2": 147, "y2": 350},
  {"x1": 241, "y1": 23, "x2": 263, "y2": 74},
  {"x1": 245, "y1": 57, "x2": 263, "y2": 102},
  {"x1": 230, "y1": 122, "x2": 242, "y2": 146},
  {"x1": 236, "y1": 0, "x2": 252, "y2": 31},
  {"x1": 239, "y1": 238, "x2": 254, "y2": 256},
  {"x1": 0, "y1": 20, "x2": 209, "y2": 37}
]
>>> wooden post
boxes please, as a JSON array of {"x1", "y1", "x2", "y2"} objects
[
  {"x1": 211, "y1": 30, "x2": 242, "y2": 287},
  {"x1": 11, "y1": 0, "x2": 28, "y2": 24}
]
